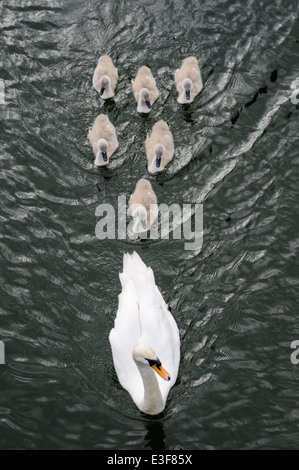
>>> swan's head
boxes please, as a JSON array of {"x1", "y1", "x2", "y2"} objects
[
  {"x1": 132, "y1": 205, "x2": 148, "y2": 233},
  {"x1": 182, "y1": 78, "x2": 193, "y2": 101},
  {"x1": 140, "y1": 88, "x2": 151, "y2": 109},
  {"x1": 154, "y1": 144, "x2": 165, "y2": 169},
  {"x1": 95, "y1": 138, "x2": 108, "y2": 166},
  {"x1": 99, "y1": 75, "x2": 110, "y2": 96},
  {"x1": 133, "y1": 342, "x2": 171, "y2": 381}
]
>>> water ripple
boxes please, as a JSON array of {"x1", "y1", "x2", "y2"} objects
[{"x1": 0, "y1": 0, "x2": 298, "y2": 451}]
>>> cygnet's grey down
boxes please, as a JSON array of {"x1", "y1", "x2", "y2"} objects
[
  {"x1": 129, "y1": 179, "x2": 158, "y2": 233},
  {"x1": 145, "y1": 120, "x2": 174, "y2": 173},
  {"x1": 88, "y1": 114, "x2": 119, "y2": 166},
  {"x1": 131, "y1": 66, "x2": 159, "y2": 113},
  {"x1": 174, "y1": 56, "x2": 203, "y2": 103},
  {"x1": 92, "y1": 55, "x2": 118, "y2": 99}
]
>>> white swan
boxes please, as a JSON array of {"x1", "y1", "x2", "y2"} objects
[
  {"x1": 174, "y1": 56, "x2": 203, "y2": 104},
  {"x1": 88, "y1": 114, "x2": 119, "y2": 166},
  {"x1": 109, "y1": 252, "x2": 180, "y2": 415},
  {"x1": 131, "y1": 66, "x2": 159, "y2": 113},
  {"x1": 129, "y1": 179, "x2": 158, "y2": 233},
  {"x1": 92, "y1": 55, "x2": 118, "y2": 99},
  {"x1": 145, "y1": 120, "x2": 174, "y2": 173}
]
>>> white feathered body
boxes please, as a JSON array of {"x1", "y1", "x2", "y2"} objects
[{"x1": 109, "y1": 252, "x2": 180, "y2": 411}]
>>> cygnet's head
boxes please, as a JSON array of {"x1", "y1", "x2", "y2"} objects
[
  {"x1": 182, "y1": 78, "x2": 193, "y2": 100},
  {"x1": 132, "y1": 341, "x2": 171, "y2": 381},
  {"x1": 95, "y1": 138, "x2": 108, "y2": 166},
  {"x1": 133, "y1": 205, "x2": 148, "y2": 233},
  {"x1": 154, "y1": 144, "x2": 165, "y2": 169},
  {"x1": 99, "y1": 75, "x2": 110, "y2": 96},
  {"x1": 140, "y1": 88, "x2": 151, "y2": 109}
]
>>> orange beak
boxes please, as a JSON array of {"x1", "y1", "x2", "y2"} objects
[{"x1": 152, "y1": 364, "x2": 171, "y2": 381}]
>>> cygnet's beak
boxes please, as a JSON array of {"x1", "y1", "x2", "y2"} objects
[
  {"x1": 141, "y1": 219, "x2": 147, "y2": 230},
  {"x1": 95, "y1": 149, "x2": 108, "y2": 166},
  {"x1": 146, "y1": 99, "x2": 152, "y2": 109},
  {"x1": 156, "y1": 157, "x2": 161, "y2": 168},
  {"x1": 100, "y1": 87, "x2": 105, "y2": 96},
  {"x1": 152, "y1": 363, "x2": 171, "y2": 381},
  {"x1": 186, "y1": 89, "x2": 191, "y2": 100}
]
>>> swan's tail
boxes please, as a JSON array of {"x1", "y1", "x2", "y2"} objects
[
  {"x1": 122, "y1": 251, "x2": 148, "y2": 276},
  {"x1": 120, "y1": 252, "x2": 158, "y2": 306}
]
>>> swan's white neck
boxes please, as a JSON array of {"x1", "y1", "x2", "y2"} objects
[
  {"x1": 137, "y1": 97, "x2": 151, "y2": 113},
  {"x1": 134, "y1": 361, "x2": 164, "y2": 415}
]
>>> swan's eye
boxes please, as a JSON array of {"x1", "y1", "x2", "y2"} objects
[{"x1": 146, "y1": 358, "x2": 162, "y2": 370}]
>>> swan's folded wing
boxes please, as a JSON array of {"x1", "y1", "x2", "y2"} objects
[
  {"x1": 109, "y1": 274, "x2": 145, "y2": 404},
  {"x1": 139, "y1": 285, "x2": 180, "y2": 399}
]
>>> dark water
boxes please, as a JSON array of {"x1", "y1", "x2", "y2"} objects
[{"x1": 1, "y1": 0, "x2": 299, "y2": 450}]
